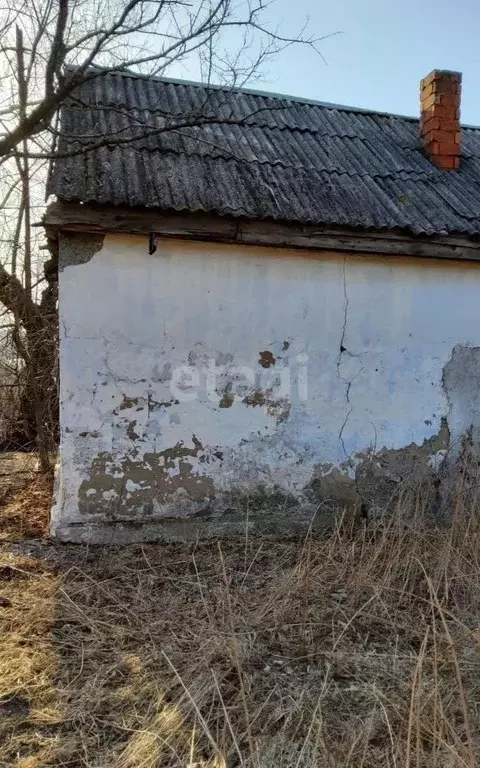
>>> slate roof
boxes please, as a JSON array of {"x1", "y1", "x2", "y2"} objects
[{"x1": 48, "y1": 69, "x2": 480, "y2": 237}]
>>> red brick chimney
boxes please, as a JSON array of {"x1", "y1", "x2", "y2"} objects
[{"x1": 420, "y1": 70, "x2": 462, "y2": 170}]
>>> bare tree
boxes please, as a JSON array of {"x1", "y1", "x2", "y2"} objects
[{"x1": 0, "y1": 0, "x2": 323, "y2": 470}]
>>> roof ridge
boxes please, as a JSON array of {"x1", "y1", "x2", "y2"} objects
[
  {"x1": 69, "y1": 66, "x2": 480, "y2": 131},
  {"x1": 65, "y1": 96, "x2": 480, "y2": 136},
  {"x1": 68, "y1": 65, "x2": 423, "y2": 122}
]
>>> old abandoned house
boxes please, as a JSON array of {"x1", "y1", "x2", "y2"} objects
[{"x1": 45, "y1": 68, "x2": 480, "y2": 542}]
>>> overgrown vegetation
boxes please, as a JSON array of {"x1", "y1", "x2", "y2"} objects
[{"x1": 1, "y1": 468, "x2": 480, "y2": 767}]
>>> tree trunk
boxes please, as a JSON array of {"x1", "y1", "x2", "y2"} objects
[{"x1": 0, "y1": 253, "x2": 59, "y2": 467}]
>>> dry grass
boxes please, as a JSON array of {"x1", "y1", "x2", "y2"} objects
[
  {"x1": 1, "y1": 473, "x2": 480, "y2": 766},
  {"x1": 0, "y1": 473, "x2": 51, "y2": 540},
  {"x1": 0, "y1": 452, "x2": 39, "y2": 508}
]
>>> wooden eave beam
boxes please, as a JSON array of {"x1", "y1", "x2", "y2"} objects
[{"x1": 43, "y1": 201, "x2": 480, "y2": 263}]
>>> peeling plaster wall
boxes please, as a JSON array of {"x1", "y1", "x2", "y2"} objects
[{"x1": 53, "y1": 233, "x2": 480, "y2": 542}]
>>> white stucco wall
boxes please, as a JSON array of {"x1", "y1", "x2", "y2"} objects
[{"x1": 53, "y1": 233, "x2": 480, "y2": 541}]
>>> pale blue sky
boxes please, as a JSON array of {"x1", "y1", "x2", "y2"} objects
[
  {"x1": 182, "y1": 0, "x2": 480, "y2": 125},
  {"x1": 267, "y1": 0, "x2": 480, "y2": 123}
]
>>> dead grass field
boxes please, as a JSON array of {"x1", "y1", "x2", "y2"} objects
[{"x1": 1, "y1": 463, "x2": 480, "y2": 767}]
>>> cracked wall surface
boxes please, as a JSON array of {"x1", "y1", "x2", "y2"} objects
[{"x1": 53, "y1": 234, "x2": 480, "y2": 542}]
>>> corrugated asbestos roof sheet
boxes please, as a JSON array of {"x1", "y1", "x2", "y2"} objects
[{"x1": 48, "y1": 70, "x2": 480, "y2": 237}]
